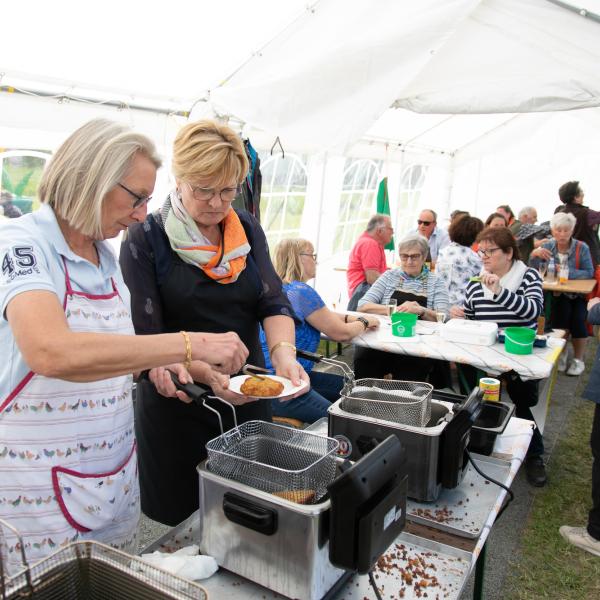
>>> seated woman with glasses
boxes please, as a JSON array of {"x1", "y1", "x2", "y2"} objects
[
  {"x1": 120, "y1": 120, "x2": 309, "y2": 526},
  {"x1": 258, "y1": 239, "x2": 379, "y2": 423},
  {"x1": 354, "y1": 233, "x2": 449, "y2": 382},
  {"x1": 450, "y1": 227, "x2": 547, "y2": 486},
  {"x1": 530, "y1": 212, "x2": 594, "y2": 376}
]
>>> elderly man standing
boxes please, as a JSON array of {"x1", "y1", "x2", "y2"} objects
[
  {"x1": 416, "y1": 209, "x2": 450, "y2": 265},
  {"x1": 347, "y1": 214, "x2": 393, "y2": 310},
  {"x1": 510, "y1": 206, "x2": 551, "y2": 264}
]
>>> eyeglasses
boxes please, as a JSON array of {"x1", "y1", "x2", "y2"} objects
[
  {"x1": 417, "y1": 220, "x2": 433, "y2": 226},
  {"x1": 118, "y1": 182, "x2": 152, "y2": 209},
  {"x1": 300, "y1": 253, "x2": 317, "y2": 261},
  {"x1": 477, "y1": 247, "x2": 502, "y2": 258},
  {"x1": 185, "y1": 182, "x2": 241, "y2": 203},
  {"x1": 399, "y1": 253, "x2": 422, "y2": 262}
]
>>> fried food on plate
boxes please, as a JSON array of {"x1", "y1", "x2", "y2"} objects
[
  {"x1": 273, "y1": 489, "x2": 316, "y2": 504},
  {"x1": 240, "y1": 375, "x2": 285, "y2": 397}
]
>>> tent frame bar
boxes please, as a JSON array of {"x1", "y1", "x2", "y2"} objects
[{"x1": 545, "y1": 0, "x2": 600, "y2": 24}]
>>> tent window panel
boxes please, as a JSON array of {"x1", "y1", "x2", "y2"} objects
[
  {"x1": 258, "y1": 152, "x2": 308, "y2": 242},
  {"x1": 283, "y1": 195, "x2": 305, "y2": 229},
  {"x1": 1, "y1": 153, "x2": 49, "y2": 214}
]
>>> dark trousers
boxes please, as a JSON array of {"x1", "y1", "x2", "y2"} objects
[
  {"x1": 457, "y1": 365, "x2": 543, "y2": 457},
  {"x1": 588, "y1": 403, "x2": 600, "y2": 540},
  {"x1": 353, "y1": 347, "x2": 434, "y2": 383}
]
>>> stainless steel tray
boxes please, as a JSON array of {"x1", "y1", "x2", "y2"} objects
[
  {"x1": 406, "y1": 453, "x2": 512, "y2": 538},
  {"x1": 142, "y1": 513, "x2": 473, "y2": 600},
  {"x1": 335, "y1": 532, "x2": 472, "y2": 600}
]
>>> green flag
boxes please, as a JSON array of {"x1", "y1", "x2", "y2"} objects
[{"x1": 376, "y1": 177, "x2": 395, "y2": 250}]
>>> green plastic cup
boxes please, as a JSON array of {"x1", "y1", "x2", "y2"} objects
[
  {"x1": 391, "y1": 312, "x2": 418, "y2": 337},
  {"x1": 504, "y1": 327, "x2": 535, "y2": 355}
]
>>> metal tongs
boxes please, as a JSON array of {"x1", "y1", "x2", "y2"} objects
[
  {"x1": 241, "y1": 364, "x2": 270, "y2": 381},
  {"x1": 169, "y1": 371, "x2": 237, "y2": 434}
]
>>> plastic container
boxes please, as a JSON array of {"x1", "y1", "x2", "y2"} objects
[
  {"x1": 547, "y1": 258, "x2": 556, "y2": 282},
  {"x1": 391, "y1": 312, "x2": 418, "y2": 337},
  {"x1": 468, "y1": 401, "x2": 514, "y2": 455},
  {"x1": 504, "y1": 327, "x2": 535, "y2": 355}
]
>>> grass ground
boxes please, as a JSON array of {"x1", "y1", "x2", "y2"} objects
[{"x1": 504, "y1": 341, "x2": 600, "y2": 599}]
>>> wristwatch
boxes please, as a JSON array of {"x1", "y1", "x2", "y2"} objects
[{"x1": 356, "y1": 316, "x2": 369, "y2": 330}]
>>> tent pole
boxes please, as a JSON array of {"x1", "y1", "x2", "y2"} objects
[
  {"x1": 545, "y1": 0, "x2": 600, "y2": 24},
  {"x1": 313, "y1": 151, "x2": 328, "y2": 291}
]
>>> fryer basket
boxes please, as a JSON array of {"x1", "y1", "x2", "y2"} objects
[
  {"x1": 340, "y1": 379, "x2": 433, "y2": 427},
  {"x1": 205, "y1": 420, "x2": 339, "y2": 503},
  {"x1": 0, "y1": 533, "x2": 207, "y2": 600}
]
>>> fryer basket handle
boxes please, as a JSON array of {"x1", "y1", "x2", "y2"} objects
[
  {"x1": 169, "y1": 372, "x2": 238, "y2": 433},
  {"x1": 0, "y1": 517, "x2": 34, "y2": 595}
]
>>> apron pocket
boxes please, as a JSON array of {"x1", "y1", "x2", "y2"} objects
[{"x1": 52, "y1": 442, "x2": 138, "y2": 532}]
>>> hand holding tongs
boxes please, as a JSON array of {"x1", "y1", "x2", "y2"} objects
[{"x1": 169, "y1": 371, "x2": 237, "y2": 434}]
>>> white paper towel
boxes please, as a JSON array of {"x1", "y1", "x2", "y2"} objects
[{"x1": 140, "y1": 545, "x2": 218, "y2": 581}]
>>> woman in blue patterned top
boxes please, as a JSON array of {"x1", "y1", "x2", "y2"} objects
[
  {"x1": 259, "y1": 239, "x2": 379, "y2": 423},
  {"x1": 436, "y1": 215, "x2": 484, "y2": 306}
]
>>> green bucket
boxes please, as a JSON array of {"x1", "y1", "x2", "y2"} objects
[
  {"x1": 504, "y1": 327, "x2": 535, "y2": 355},
  {"x1": 391, "y1": 312, "x2": 418, "y2": 337}
]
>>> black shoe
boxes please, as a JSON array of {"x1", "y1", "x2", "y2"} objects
[{"x1": 525, "y1": 456, "x2": 547, "y2": 487}]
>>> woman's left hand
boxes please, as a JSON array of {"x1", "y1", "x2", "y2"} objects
[
  {"x1": 480, "y1": 272, "x2": 502, "y2": 295},
  {"x1": 588, "y1": 297, "x2": 600, "y2": 311},
  {"x1": 273, "y1": 355, "x2": 310, "y2": 395},
  {"x1": 397, "y1": 301, "x2": 423, "y2": 315},
  {"x1": 149, "y1": 363, "x2": 193, "y2": 403}
]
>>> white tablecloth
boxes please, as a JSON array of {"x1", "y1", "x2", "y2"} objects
[{"x1": 352, "y1": 318, "x2": 565, "y2": 381}]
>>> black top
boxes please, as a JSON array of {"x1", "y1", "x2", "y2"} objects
[
  {"x1": 555, "y1": 202, "x2": 600, "y2": 268},
  {"x1": 120, "y1": 206, "x2": 294, "y2": 525}
]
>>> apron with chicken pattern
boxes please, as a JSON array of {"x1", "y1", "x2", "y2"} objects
[{"x1": 0, "y1": 259, "x2": 139, "y2": 575}]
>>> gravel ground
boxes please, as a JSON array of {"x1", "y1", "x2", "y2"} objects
[{"x1": 134, "y1": 345, "x2": 589, "y2": 598}]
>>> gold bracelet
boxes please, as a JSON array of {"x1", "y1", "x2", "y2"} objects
[
  {"x1": 269, "y1": 341, "x2": 296, "y2": 358},
  {"x1": 180, "y1": 330, "x2": 192, "y2": 370}
]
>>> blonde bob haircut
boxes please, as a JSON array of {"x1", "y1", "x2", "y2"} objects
[
  {"x1": 272, "y1": 238, "x2": 313, "y2": 283},
  {"x1": 172, "y1": 119, "x2": 249, "y2": 187},
  {"x1": 38, "y1": 119, "x2": 161, "y2": 239}
]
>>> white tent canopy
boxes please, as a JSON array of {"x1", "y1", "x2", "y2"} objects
[{"x1": 2, "y1": 0, "x2": 600, "y2": 302}]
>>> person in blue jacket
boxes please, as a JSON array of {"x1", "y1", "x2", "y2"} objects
[
  {"x1": 530, "y1": 211, "x2": 594, "y2": 376},
  {"x1": 560, "y1": 297, "x2": 600, "y2": 557}
]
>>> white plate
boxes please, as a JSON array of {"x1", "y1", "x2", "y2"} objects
[{"x1": 228, "y1": 375, "x2": 308, "y2": 399}]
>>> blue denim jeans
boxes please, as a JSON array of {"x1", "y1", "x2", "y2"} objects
[{"x1": 271, "y1": 371, "x2": 344, "y2": 423}]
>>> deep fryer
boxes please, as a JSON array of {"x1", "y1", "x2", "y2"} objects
[{"x1": 170, "y1": 375, "x2": 409, "y2": 600}]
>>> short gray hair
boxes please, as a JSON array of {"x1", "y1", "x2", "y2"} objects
[
  {"x1": 366, "y1": 214, "x2": 390, "y2": 233},
  {"x1": 398, "y1": 233, "x2": 429, "y2": 257},
  {"x1": 551, "y1": 211, "x2": 577, "y2": 231},
  {"x1": 39, "y1": 119, "x2": 162, "y2": 239},
  {"x1": 518, "y1": 206, "x2": 536, "y2": 219}
]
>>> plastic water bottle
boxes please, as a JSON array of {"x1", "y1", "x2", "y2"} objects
[{"x1": 547, "y1": 258, "x2": 556, "y2": 282}]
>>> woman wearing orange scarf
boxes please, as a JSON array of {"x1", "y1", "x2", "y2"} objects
[{"x1": 120, "y1": 120, "x2": 307, "y2": 526}]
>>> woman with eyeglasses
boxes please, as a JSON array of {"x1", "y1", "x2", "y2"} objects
[
  {"x1": 0, "y1": 119, "x2": 249, "y2": 575},
  {"x1": 120, "y1": 120, "x2": 308, "y2": 526},
  {"x1": 450, "y1": 227, "x2": 547, "y2": 486},
  {"x1": 353, "y1": 233, "x2": 449, "y2": 382},
  {"x1": 258, "y1": 238, "x2": 379, "y2": 423}
]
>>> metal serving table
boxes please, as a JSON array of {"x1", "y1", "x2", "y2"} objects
[{"x1": 141, "y1": 417, "x2": 533, "y2": 600}]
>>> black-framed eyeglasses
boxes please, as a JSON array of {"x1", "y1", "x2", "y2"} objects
[
  {"x1": 300, "y1": 253, "x2": 318, "y2": 261},
  {"x1": 399, "y1": 253, "x2": 422, "y2": 262},
  {"x1": 185, "y1": 182, "x2": 241, "y2": 203},
  {"x1": 417, "y1": 220, "x2": 433, "y2": 226},
  {"x1": 477, "y1": 247, "x2": 502, "y2": 258},
  {"x1": 118, "y1": 182, "x2": 152, "y2": 209}
]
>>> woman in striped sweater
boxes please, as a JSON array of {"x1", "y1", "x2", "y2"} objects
[{"x1": 450, "y1": 227, "x2": 547, "y2": 486}]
